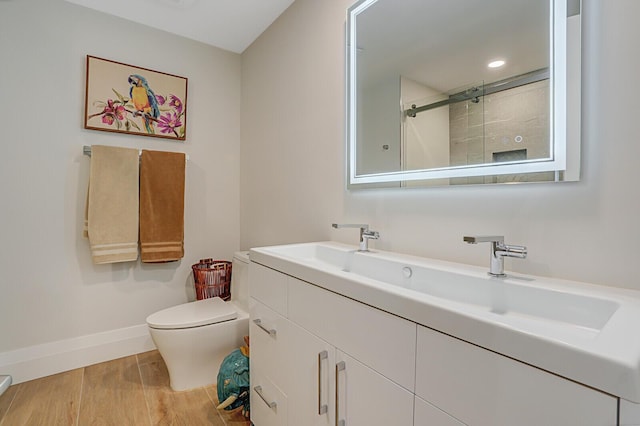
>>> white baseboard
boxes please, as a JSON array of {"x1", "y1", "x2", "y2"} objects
[{"x1": 0, "y1": 324, "x2": 156, "y2": 384}]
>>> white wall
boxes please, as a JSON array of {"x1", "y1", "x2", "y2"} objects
[
  {"x1": 241, "y1": 0, "x2": 640, "y2": 291},
  {"x1": 358, "y1": 75, "x2": 401, "y2": 174},
  {"x1": 0, "y1": 0, "x2": 241, "y2": 362},
  {"x1": 240, "y1": 0, "x2": 348, "y2": 248}
]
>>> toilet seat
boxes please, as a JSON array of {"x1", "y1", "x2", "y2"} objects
[{"x1": 146, "y1": 297, "x2": 238, "y2": 330}]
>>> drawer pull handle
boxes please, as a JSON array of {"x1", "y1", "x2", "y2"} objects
[
  {"x1": 335, "y1": 361, "x2": 346, "y2": 426},
  {"x1": 253, "y1": 319, "x2": 277, "y2": 337},
  {"x1": 254, "y1": 385, "x2": 277, "y2": 411},
  {"x1": 318, "y1": 350, "x2": 328, "y2": 415}
]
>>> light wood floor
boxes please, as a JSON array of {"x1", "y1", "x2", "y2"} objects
[{"x1": 0, "y1": 350, "x2": 251, "y2": 426}]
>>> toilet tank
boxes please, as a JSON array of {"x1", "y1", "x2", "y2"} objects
[{"x1": 231, "y1": 251, "x2": 250, "y2": 311}]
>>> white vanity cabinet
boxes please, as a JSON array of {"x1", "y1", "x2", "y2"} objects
[
  {"x1": 249, "y1": 299, "x2": 289, "y2": 426},
  {"x1": 249, "y1": 264, "x2": 289, "y2": 426},
  {"x1": 250, "y1": 260, "x2": 621, "y2": 426},
  {"x1": 249, "y1": 262, "x2": 414, "y2": 426},
  {"x1": 250, "y1": 367, "x2": 288, "y2": 426},
  {"x1": 281, "y1": 319, "x2": 415, "y2": 426},
  {"x1": 285, "y1": 319, "x2": 335, "y2": 426},
  {"x1": 250, "y1": 298, "x2": 336, "y2": 426},
  {"x1": 335, "y1": 350, "x2": 414, "y2": 426},
  {"x1": 415, "y1": 325, "x2": 618, "y2": 426}
]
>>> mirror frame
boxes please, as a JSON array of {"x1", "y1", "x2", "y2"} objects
[{"x1": 347, "y1": 0, "x2": 569, "y2": 186}]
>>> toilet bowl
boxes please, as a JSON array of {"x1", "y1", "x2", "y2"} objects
[{"x1": 146, "y1": 251, "x2": 250, "y2": 391}]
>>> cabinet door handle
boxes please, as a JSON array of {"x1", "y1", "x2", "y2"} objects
[
  {"x1": 254, "y1": 385, "x2": 277, "y2": 411},
  {"x1": 318, "y1": 350, "x2": 328, "y2": 415},
  {"x1": 253, "y1": 318, "x2": 277, "y2": 337},
  {"x1": 335, "y1": 361, "x2": 346, "y2": 426}
]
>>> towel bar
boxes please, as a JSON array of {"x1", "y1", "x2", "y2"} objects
[{"x1": 83, "y1": 145, "x2": 189, "y2": 162}]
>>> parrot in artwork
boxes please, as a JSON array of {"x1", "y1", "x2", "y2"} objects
[{"x1": 128, "y1": 74, "x2": 160, "y2": 134}]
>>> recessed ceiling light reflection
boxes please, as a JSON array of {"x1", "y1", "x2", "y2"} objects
[{"x1": 488, "y1": 60, "x2": 506, "y2": 68}]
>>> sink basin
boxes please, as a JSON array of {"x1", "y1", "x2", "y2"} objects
[
  {"x1": 348, "y1": 252, "x2": 618, "y2": 335},
  {"x1": 250, "y1": 241, "x2": 640, "y2": 402},
  {"x1": 259, "y1": 241, "x2": 356, "y2": 271},
  {"x1": 258, "y1": 242, "x2": 618, "y2": 334}
]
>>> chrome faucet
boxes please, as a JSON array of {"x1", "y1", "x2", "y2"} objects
[
  {"x1": 463, "y1": 235, "x2": 527, "y2": 277},
  {"x1": 332, "y1": 223, "x2": 379, "y2": 252}
]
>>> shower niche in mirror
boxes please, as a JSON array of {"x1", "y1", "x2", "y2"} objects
[{"x1": 347, "y1": 0, "x2": 581, "y2": 188}]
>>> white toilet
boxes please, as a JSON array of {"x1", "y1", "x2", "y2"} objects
[{"x1": 146, "y1": 251, "x2": 250, "y2": 391}]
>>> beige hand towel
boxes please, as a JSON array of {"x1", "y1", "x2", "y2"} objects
[
  {"x1": 85, "y1": 145, "x2": 140, "y2": 264},
  {"x1": 139, "y1": 150, "x2": 186, "y2": 263}
]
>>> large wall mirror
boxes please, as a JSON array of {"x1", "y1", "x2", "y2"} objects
[{"x1": 347, "y1": 0, "x2": 581, "y2": 188}]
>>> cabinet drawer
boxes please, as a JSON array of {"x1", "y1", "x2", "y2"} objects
[
  {"x1": 416, "y1": 325, "x2": 617, "y2": 426},
  {"x1": 249, "y1": 298, "x2": 289, "y2": 388},
  {"x1": 288, "y1": 277, "x2": 416, "y2": 391},
  {"x1": 249, "y1": 262, "x2": 287, "y2": 315},
  {"x1": 250, "y1": 369, "x2": 287, "y2": 426}
]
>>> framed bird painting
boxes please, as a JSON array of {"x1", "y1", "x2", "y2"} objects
[{"x1": 84, "y1": 55, "x2": 187, "y2": 141}]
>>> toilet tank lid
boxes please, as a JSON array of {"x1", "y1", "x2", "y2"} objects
[
  {"x1": 233, "y1": 251, "x2": 250, "y2": 263},
  {"x1": 146, "y1": 297, "x2": 237, "y2": 329}
]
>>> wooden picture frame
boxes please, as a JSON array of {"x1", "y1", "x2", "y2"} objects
[{"x1": 84, "y1": 55, "x2": 187, "y2": 141}]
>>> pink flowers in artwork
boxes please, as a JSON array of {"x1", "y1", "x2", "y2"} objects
[
  {"x1": 155, "y1": 94, "x2": 184, "y2": 136},
  {"x1": 101, "y1": 99, "x2": 126, "y2": 125},
  {"x1": 157, "y1": 112, "x2": 183, "y2": 135},
  {"x1": 89, "y1": 90, "x2": 185, "y2": 139},
  {"x1": 168, "y1": 95, "x2": 183, "y2": 114}
]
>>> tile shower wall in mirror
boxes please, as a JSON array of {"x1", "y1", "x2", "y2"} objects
[
  {"x1": 454, "y1": 79, "x2": 556, "y2": 184},
  {"x1": 399, "y1": 76, "x2": 556, "y2": 187}
]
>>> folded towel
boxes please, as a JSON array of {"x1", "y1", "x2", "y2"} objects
[
  {"x1": 85, "y1": 145, "x2": 140, "y2": 264},
  {"x1": 139, "y1": 150, "x2": 186, "y2": 262}
]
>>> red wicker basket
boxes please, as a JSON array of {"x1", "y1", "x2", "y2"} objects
[{"x1": 191, "y1": 259, "x2": 232, "y2": 301}]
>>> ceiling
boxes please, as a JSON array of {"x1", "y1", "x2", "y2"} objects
[
  {"x1": 64, "y1": 0, "x2": 295, "y2": 53},
  {"x1": 357, "y1": 0, "x2": 549, "y2": 93}
]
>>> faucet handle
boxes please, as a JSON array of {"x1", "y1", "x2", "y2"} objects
[
  {"x1": 362, "y1": 229, "x2": 379, "y2": 239},
  {"x1": 497, "y1": 244, "x2": 527, "y2": 259}
]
